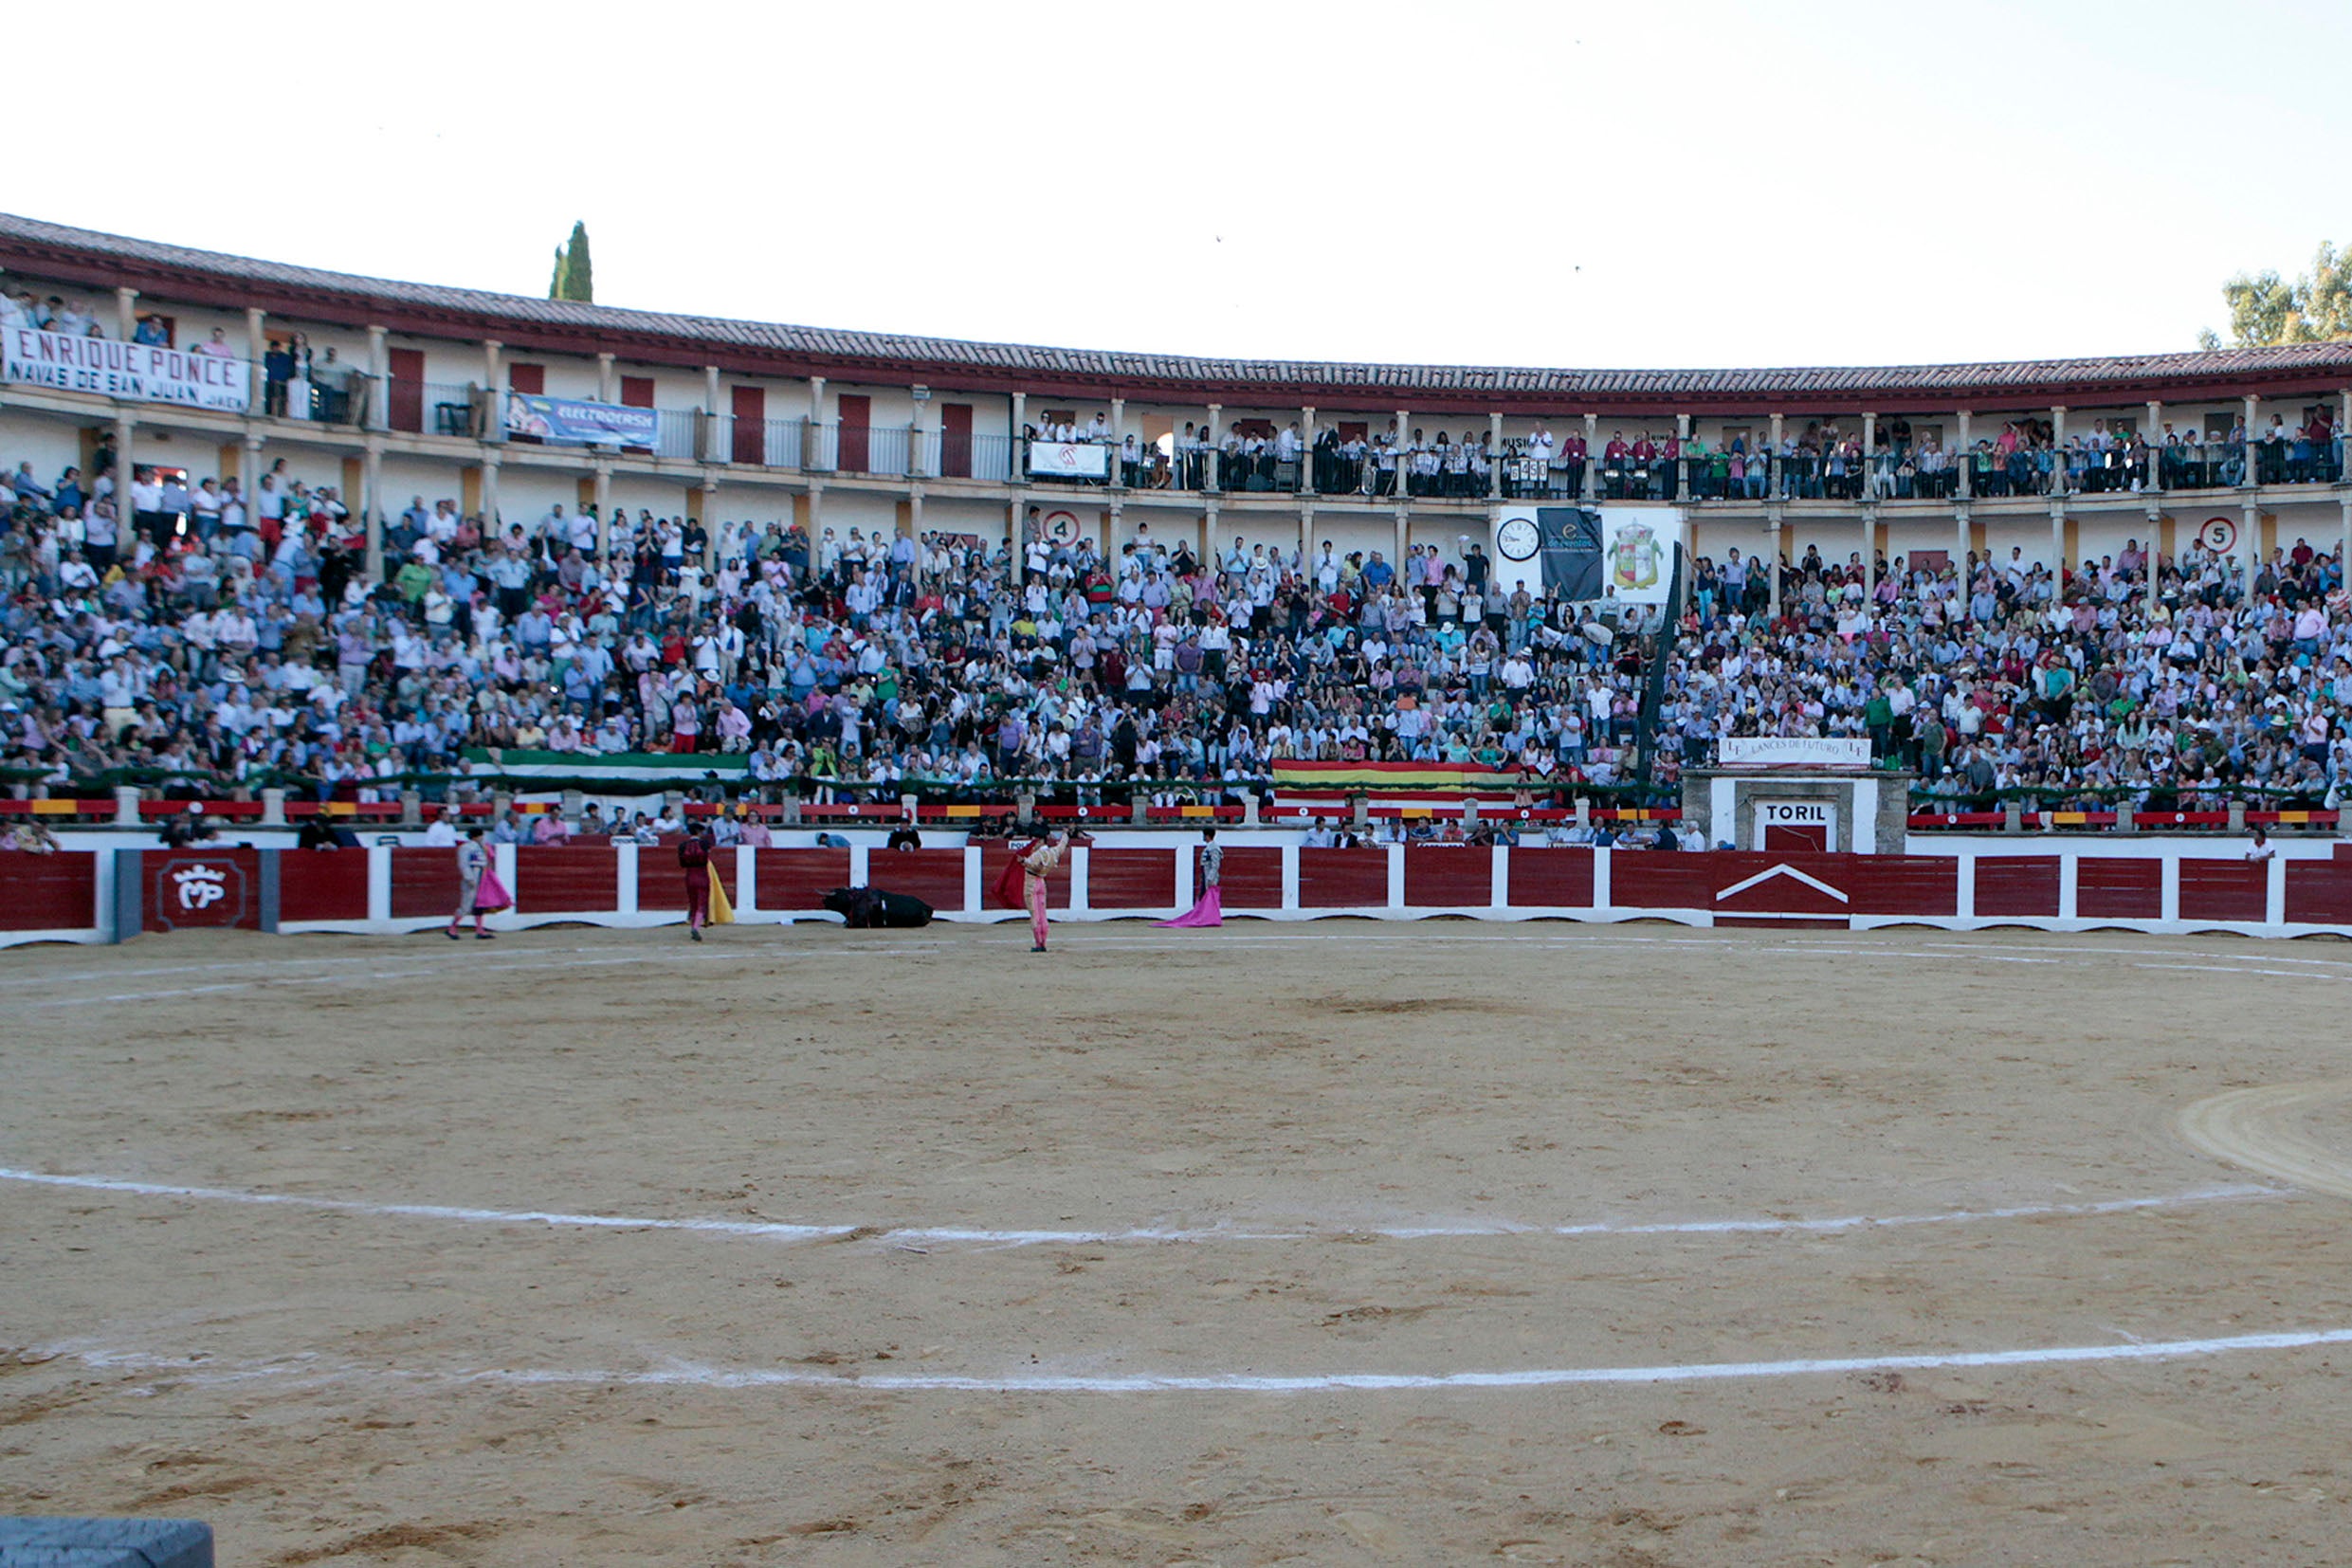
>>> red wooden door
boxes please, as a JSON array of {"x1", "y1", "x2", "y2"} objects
[
  {"x1": 838, "y1": 393, "x2": 870, "y2": 473},
  {"x1": 388, "y1": 348, "x2": 425, "y2": 432},
  {"x1": 941, "y1": 403, "x2": 974, "y2": 478},
  {"x1": 620, "y1": 374, "x2": 654, "y2": 452},
  {"x1": 1763, "y1": 824, "x2": 1831, "y2": 852},
  {"x1": 731, "y1": 385, "x2": 765, "y2": 465}
]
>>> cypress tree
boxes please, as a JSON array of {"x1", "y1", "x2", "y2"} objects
[{"x1": 549, "y1": 222, "x2": 594, "y2": 303}]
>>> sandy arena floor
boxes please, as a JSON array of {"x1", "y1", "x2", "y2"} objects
[{"x1": 6, "y1": 919, "x2": 2352, "y2": 1565}]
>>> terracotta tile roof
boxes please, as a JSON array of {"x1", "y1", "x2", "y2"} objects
[{"x1": 6, "y1": 211, "x2": 2351, "y2": 410}]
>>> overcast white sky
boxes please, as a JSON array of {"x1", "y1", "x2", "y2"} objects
[{"x1": 22, "y1": 1, "x2": 2348, "y2": 371}]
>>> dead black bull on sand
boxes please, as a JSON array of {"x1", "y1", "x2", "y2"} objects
[{"x1": 822, "y1": 887, "x2": 936, "y2": 928}]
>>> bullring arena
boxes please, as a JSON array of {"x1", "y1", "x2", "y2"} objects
[
  {"x1": 10, "y1": 90, "x2": 2352, "y2": 1563},
  {"x1": 9, "y1": 910, "x2": 2352, "y2": 1565}
]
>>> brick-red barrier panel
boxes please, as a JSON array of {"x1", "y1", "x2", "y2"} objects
[
  {"x1": 756, "y1": 848, "x2": 852, "y2": 911},
  {"x1": 2287, "y1": 862, "x2": 2352, "y2": 926},
  {"x1": 144, "y1": 848, "x2": 262, "y2": 932},
  {"x1": 1616, "y1": 852, "x2": 1958, "y2": 918},
  {"x1": 0, "y1": 854, "x2": 96, "y2": 930},
  {"x1": 1611, "y1": 850, "x2": 1721, "y2": 909},
  {"x1": 1973, "y1": 857, "x2": 2061, "y2": 918},
  {"x1": 640, "y1": 847, "x2": 738, "y2": 910},
  {"x1": 1507, "y1": 848, "x2": 1594, "y2": 908},
  {"x1": 1299, "y1": 848, "x2": 1390, "y2": 908},
  {"x1": 514, "y1": 847, "x2": 618, "y2": 915},
  {"x1": 277, "y1": 849, "x2": 370, "y2": 921},
  {"x1": 1218, "y1": 847, "x2": 1285, "y2": 909},
  {"x1": 874, "y1": 848, "x2": 972, "y2": 913},
  {"x1": 1405, "y1": 847, "x2": 1492, "y2": 906},
  {"x1": 2179, "y1": 858, "x2": 2268, "y2": 923},
  {"x1": 390, "y1": 847, "x2": 464, "y2": 920},
  {"x1": 2076, "y1": 858, "x2": 2161, "y2": 920},
  {"x1": 1829, "y1": 856, "x2": 1961, "y2": 917},
  {"x1": 1086, "y1": 848, "x2": 1176, "y2": 910}
]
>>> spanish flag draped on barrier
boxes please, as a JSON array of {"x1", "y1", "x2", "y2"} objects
[{"x1": 1269, "y1": 759, "x2": 1532, "y2": 791}]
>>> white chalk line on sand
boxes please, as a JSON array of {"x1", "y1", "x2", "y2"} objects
[
  {"x1": 2179, "y1": 1079, "x2": 2352, "y2": 1202},
  {"x1": 48, "y1": 1324, "x2": 2352, "y2": 1395},
  {"x1": 18, "y1": 927, "x2": 2352, "y2": 1012},
  {"x1": 0, "y1": 1166, "x2": 2288, "y2": 1249}
]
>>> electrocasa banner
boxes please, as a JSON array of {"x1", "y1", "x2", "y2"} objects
[
  {"x1": 503, "y1": 392, "x2": 658, "y2": 447},
  {"x1": 3, "y1": 325, "x2": 252, "y2": 411}
]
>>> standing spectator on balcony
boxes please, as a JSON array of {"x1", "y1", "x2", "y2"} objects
[
  {"x1": 133, "y1": 314, "x2": 170, "y2": 347},
  {"x1": 263, "y1": 337, "x2": 293, "y2": 417}
]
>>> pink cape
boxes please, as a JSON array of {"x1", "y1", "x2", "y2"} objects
[{"x1": 1156, "y1": 886, "x2": 1223, "y2": 928}]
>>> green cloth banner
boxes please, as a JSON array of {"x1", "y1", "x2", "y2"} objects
[{"x1": 462, "y1": 748, "x2": 750, "y2": 783}]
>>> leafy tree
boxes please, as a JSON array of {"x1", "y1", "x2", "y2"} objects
[
  {"x1": 2205, "y1": 243, "x2": 2352, "y2": 348},
  {"x1": 548, "y1": 222, "x2": 594, "y2": 303}
]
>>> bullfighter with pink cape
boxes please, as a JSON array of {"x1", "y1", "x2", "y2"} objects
[{"x1": 1158, "y1": 828, "x2": 1223, "y2": 927}]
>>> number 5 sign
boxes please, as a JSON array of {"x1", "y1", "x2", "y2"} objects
[{"x1": 2197, "y1": 516, "x2": 2239, "y2": 554}]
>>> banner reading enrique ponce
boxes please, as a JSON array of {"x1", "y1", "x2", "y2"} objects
[{"x1": 3, "y1": 325, "x2": 251, "y2": 411}]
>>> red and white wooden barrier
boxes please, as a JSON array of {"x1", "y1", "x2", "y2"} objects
[{"x1": 3, "y1": 839, "x2": 2348, "y2": 947}]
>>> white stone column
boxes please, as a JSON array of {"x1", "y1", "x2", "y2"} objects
[
  {"x1": 1488, "y1": 410, "x2": 1504, "y2": 499},
  {"x1": 593, "y1": 464, "x2": 612, "y2": 554},
  {"x1": 482, "y1": 453, "x2": 501, "y2": 530},
  {"x1": 245, "y1": 306, "x2": 267, "y2": 412},
  {"x1": 703, "y1": 365, "x2": 723, "y2": 462},
  {"x1": 809, "y1": 374, "x2": 827, "y2": 469},
  {"x1": 113, "y1": 414, "x2": 135, "y2": 521},
  {"x1": 597, "y1": 352, "x2": 616, "y2": 404},
  {"x1": 1956, "y1": 409, "x2": 1973, "y2": 498},
  {"x1": 1765, "y1": 508, "x2": 1783, "y2": 615},
  {"x1": 2050, "y1": 406, "x2": 2068, "y2": 492},
  {"x1": 2244, "y1": 394, "x2": 2261, "y2": 488},
  {"x1": 1302, "y1": 404, "x2": 1316, "y2": 495},
  {"x1": 366, "y1": 324, "x2": 390, "y2": 432},
  {"x1": 1581, "y1": 412, "x2": 1598, "y2": 501},
  {"x1": 114, "y1": 286, "x2": 137, "y2": 342},
  {"x1": 2148, "y1": 506, "x2": 2166, "y2": 616},
  {"x1": 362, "y1": 439, "x2": 384, "y2": 581},
  {"x1": 1394, "y1": 505, "x2": 1409, "y2": 567},
  {"x1": 1861, "y1": 410, "x2": 1877, "y2": 500},
  {"x1": 1206, "y1": 403, "x2": 1223, "y2": 491},
  {"x1": 2050, "y1": 501, "x2": 2067, "y2": 578},
  {"x1": 1012, "y1": 392, "x2": 1028, "y2": 485},
  {"x1": 2242, "y1": 499, "x2": 2261, "y2": 582}
]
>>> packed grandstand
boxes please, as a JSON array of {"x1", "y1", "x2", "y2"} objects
[{"x1": 3, "y1": 211, "x2": 2352, "y2": 821}]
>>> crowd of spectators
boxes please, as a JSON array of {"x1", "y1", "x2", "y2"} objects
[
  {"x1": 1021, "y1": 408, "x2": 2346, "y2": 510},
  {"x1": 1, "y1": 422, "x2": 2348, "y2": 818}
]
